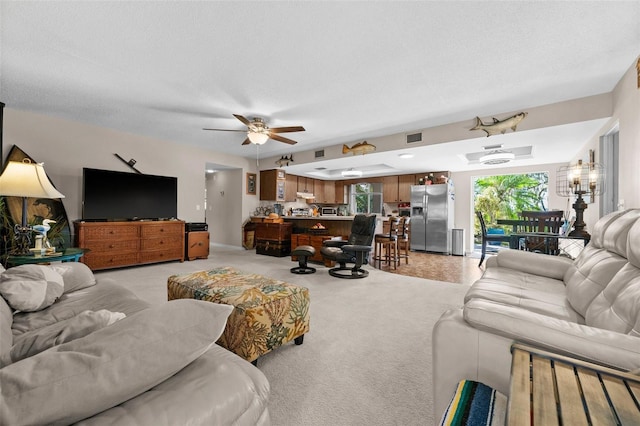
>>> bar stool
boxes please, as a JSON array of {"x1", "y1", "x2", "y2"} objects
[
  {"x1": 397, "y1": 217, "x2": 410, "y2": 265},
  {"x1": 373, "y1": 216, "x2": 400, "y2": 269}
]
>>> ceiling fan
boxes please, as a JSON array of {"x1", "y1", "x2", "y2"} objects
[{"x1": 203, "y1": 114, "x2": 305, "y2": 146}]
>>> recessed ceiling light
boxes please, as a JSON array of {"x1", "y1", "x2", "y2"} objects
[
  {"x1": 398, "y1": 153, "x2": 414, "y2": 159},
  {"x1": 206, "y1": 169, "x2": 216, "y2": 173}
]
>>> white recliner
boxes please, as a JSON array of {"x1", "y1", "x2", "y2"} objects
[{"x1": 432, "y1": 209, "x2": 640, "y2": 421}]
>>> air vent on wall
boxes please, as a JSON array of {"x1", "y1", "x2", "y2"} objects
[
  {"x1": 315, "y1": 149, "x2": 325, "y2": 158},
  {"x1": 406, "y1": 133, "x2": 423, "y2": 144}
]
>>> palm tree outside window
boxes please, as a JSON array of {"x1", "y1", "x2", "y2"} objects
[{"x1": 350, "y1": 183, "x2": 382, "y2": 215}]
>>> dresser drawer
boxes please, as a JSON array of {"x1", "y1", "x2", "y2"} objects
[
  {"x1": 141, "y1": 237, "x2": 183, "y2": 251},
  {"x1": 84, "y1": 239, "x2": 139, "y2": 253},
  {"x1": 80, "y1": 224, "x2": 140, "y2": 241},
  {"x1": 140, "y1": 249, "x2": 182, "y2": 264},
  {"x1": 140, "y1": 222, "x2": 184, "y2": 237},
  {"x1": 83, "y1": 253, "x2": 140, "y2": 270}
]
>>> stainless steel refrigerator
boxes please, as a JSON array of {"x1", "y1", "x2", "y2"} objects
[{"x1": 410, "y1": 183, "x2": 455, "y2": 254}]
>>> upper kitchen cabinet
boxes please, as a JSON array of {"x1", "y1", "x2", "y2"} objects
[
  {"x1": 284, "y1": 173, "x2": 298, "y2": 201},
  {"x1": 333, "y1": 181, "x2": 345, "y2": 204},
  {"x1": 312, "y1": 180, "x2": 336, "y2": 204},
  {"x1": 259, "y1": 169, "x2": 286, "y2": 201},
  {"x1": 382, "y1": 175, "x2": 399, "y2": 203},
  {"x1": 398, "y1": 174, "x2": 416, "y2": 202},
  {"x1": 297, "y1": 176, "x2": 314, "y2": 198}
]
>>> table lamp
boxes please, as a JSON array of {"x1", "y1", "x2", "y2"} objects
[
  {"x1": 556, "y1": 158, "x2": 604, "y2": 239},
  {"x1": 0, "y1": 160, "x2": 65, "y2": 255}
]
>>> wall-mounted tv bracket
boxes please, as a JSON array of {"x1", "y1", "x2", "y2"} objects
[{"x1": 114, "y1": 153, "x2": 141, "y2": 174}]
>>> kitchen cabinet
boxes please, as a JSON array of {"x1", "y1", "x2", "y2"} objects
[
  {"x1": 334, "y1": 181, "x2": 346, "y2": 204},
  {"x1": 383, "y1": 175, "x2": 399, "y2": 202},
  {"x1": 297, "y1": 176, "x2": 314, "y2": 197},
  {"x1": 260, "y1": 169, "x2": 286, "y2": 201},
  {"x1": 323, "y1": 180, "x2": 335, "y2": 204},
  {"x1": 398, "y1": 174, "x2": 416, "y2": 202},
  {"x1": 285, "y1": 173, "x2": 298, "y2": 201},
  {"x1": 291, "y1": 233, "x2": 333, "y2": 263}
]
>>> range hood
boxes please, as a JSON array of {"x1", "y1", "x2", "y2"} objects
[{"x1": 296, "y1": 191, "x2": 315, "y2": 200}]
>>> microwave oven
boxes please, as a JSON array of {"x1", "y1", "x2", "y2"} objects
[{"x1": 321, "y1": 207, "x2": 338, "y2": 216}]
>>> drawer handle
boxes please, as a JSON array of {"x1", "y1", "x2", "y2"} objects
[{"x1": 109, "y1": 244, "x2": 114, "y2": 249}]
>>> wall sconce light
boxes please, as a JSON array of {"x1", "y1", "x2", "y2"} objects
[{"x1": 556, "y1": 156, "x2": 604, "y2": 239}]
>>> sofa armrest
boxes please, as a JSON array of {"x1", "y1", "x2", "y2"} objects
[
  {"x1": 492, "y1": 249, "x2": 573, "y2": 280},
  {"x1": 464, "y1": 299, "x2": 640, "y2": 371}
]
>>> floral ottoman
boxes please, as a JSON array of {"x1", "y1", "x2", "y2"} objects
[{"x1": 167, "y1": 266, "x2": 310, "y2": 363}]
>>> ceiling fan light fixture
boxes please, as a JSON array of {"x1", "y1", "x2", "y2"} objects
[
  {"x1": 479, "y1": 150, "x2": 515, "y2": 165},
  {"x1": 248, "y1": 131, "x2": 269, "y2": 145},
  {"x1": 341, "y1": 168, "x2": 363, "y2": 178}
]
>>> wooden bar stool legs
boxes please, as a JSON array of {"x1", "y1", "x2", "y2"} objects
[{"x1": 374, "y1": 235, "x2": 399, "y2": 269}]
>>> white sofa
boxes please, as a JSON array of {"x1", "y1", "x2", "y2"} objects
[
  {"x1": 0, "y1": 262, "x2": 270, "y2": 425},
  {"x1": 432, "y1": 208, "x2": 640, "y2": 421}
]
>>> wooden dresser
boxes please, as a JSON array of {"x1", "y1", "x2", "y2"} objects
[{"x1": 75, "y1": 220, "x2": 185, "y2": 270}]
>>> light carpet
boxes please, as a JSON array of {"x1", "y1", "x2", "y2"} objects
[{"x1": 95, "y1": 245, "x2": 470, "y2": 426}]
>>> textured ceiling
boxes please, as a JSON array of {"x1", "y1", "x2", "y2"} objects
[{"x1": 1, "y1": 1, "x2": 639, "y2": 175}]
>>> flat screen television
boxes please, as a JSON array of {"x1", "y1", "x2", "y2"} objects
[{"x1": 82, "y1": 168, "x2": 178, "y2": 221}]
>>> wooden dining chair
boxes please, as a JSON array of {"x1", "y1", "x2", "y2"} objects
[
  {"x1": 519, "y1": 210, "x2": 564, "y2": 254},
  {"x1": 476, "y1": 211, "x2": 510, "y2": 267}
]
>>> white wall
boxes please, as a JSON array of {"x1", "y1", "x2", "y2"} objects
[
  {"x1": 3, "y1": 108, "x2": 258, "y2": 247},
  {"x1": 576, "y1": 56, "x2": 640, "y2": 228},
  {"x1": 206, "y1": 169, "x2": 246, "y2": 246},
  {"x1": 451, "y1": 162, "x2": 568, "y2": 254}
]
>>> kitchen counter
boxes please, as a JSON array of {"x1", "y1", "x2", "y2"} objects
[{"x1": 285, "y1": 215, "x2": 355, "y2": 220}]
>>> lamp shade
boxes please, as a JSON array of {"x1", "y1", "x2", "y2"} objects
[
  {"x1": 248, "y1": 131, "x2": 269, "y2": 145},
  {"x1": 0, "y1": 161, "x2": 65, "y2": 199}
]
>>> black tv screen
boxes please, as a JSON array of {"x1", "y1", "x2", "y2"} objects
[{"x1": 82, "y1": 168, "x2": 178, "y2": 221}]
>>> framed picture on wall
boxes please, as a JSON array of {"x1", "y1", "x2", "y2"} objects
[{"x1": 247, "y1": 173, "x2": 256, "y2": 195}]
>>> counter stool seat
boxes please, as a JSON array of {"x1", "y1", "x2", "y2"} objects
[{"x1": 291, "y1": 245, "x2": 317, "y2": 274}]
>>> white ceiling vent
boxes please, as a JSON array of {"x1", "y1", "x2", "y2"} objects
[
  {"x1": 315, "y1": 149, "x2": 325, "y2": 158},
  {"x1": 406, "y1": 132, "x2": 423, "y2": 144}
]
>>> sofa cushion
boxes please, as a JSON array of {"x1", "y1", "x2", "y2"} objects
[
  {"x1": 465, "y1": 263, "x2": 582, "y2": 322},
  {"x1": 48, "y1": 262, "x2": 97, "y2": 293},
  {"x1": 563, "y1": 245, "x2": 628, "y2": 317},
  {"x1": 0, "y1": 265, "x2": 64, "y2": 312},
  {"x1": 0, "y1": 296, "x2": 13, "y2": 364},
  {"x1": 0, "y1": 299, "x2": 234, "y2": 426},
  {"x1": 585, "y1": 264, "x2": 640, "y2": 335},
  {"x1": 563, "y1": 210, "x2": 640, "y2": 317},
  {"x1": 4, "y1": 309, "x2": 126, "y2": 366},
  {"x1": 11, "y1": 280, "x2": 149, "y2": 337}
]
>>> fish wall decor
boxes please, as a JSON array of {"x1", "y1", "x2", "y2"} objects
[
  {"x1": 276, "y1": 155, "x2": 294, "y2": 167},
  {"x1": 470, "y1": 112, "x2": 528, "y2": 137},
  {"x1": 343, "y1": 141, "x2": 376, "y2": 155}
]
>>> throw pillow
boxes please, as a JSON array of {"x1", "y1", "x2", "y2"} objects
[
  {"x1": 48, "y1": 262, "x2": 97, "y2": 293},
  {"x1": 0, "y1": 265, "x2": 64, "y2": 312},
  {"x1": 3, "y1": 309, "x2": 126, "y2": 366},
  {"x1": 0, "y1": 299, "x2": 233, "y2": 426}
]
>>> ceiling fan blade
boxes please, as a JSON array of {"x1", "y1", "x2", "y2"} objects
[
  {"x1": 233, "y1": 114, "x2": 252, "y2": 126},
  {"x1": 270, "y1": 134, "x2": 298, "y2": 145},
  {"x1": 241, "y1": 137, "x2": 252, "y2": 145},
  {"x1": 269, "y1": 126, "x2": 306, "y2": 134},
  {"x1": 203, "y1": 128, "x2": 246, "y2": 132}
]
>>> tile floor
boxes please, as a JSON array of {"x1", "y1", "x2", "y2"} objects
[{"x1": 376, "y1": 250, "x2": 484, "y2": 286}]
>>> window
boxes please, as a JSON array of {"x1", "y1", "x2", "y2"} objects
[{"x1": 349, "y1": 182, "x2": 382, "y2": 215}]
